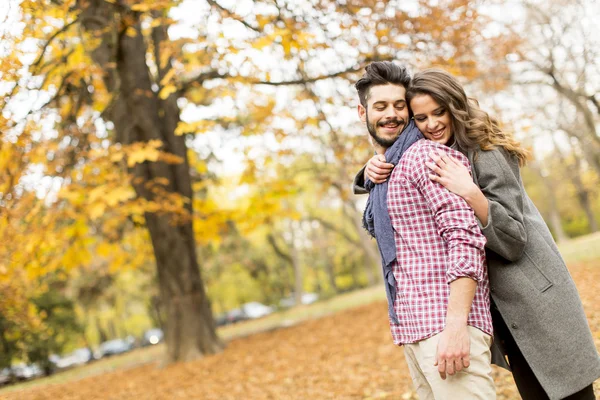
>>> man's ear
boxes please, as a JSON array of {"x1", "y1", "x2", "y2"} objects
[{"x1": 358, "y1": 104, "x2": 367, "y2": 123}]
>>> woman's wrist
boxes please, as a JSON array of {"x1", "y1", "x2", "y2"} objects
[
  {"x1": 463, "y1": 183, "x2": 482, "y2": 206},
  {"x1": 463, "y1": 184, "x2": 489, "y2": 225}
]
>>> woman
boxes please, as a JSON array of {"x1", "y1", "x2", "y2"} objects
[{"x1": 357, "y1": 69, "x2": 600, "y2": 399}]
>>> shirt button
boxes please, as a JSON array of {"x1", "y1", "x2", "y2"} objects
[
  {"x1": 490, "y1": 287, "x2": 495, "y2": 293},
  {"x1": 511, "y1": 323, "x2": 518, "y2": 329}
]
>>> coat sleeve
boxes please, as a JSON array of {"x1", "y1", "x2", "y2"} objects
[
  {"x1": 352, "y1": 165, "x2": 369, "y2": 195},
  {"x1": 474, "y1": 149, "x2": 527, "y2": 261}
]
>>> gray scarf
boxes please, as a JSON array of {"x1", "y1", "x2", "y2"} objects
[{"x1": 362, "y1": 121, "x2": 423, "y2": 323}]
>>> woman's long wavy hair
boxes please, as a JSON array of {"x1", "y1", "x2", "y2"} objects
[{"x1": 406, "y1": 68, "x2": 529, "y2": 166}]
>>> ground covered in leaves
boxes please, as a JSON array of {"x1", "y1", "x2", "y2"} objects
[{"x1": 3, "y1": 261, "x2": 600, "y2": 400}]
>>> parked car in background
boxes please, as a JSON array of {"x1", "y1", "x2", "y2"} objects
[
  {"x1": 241, "y1": 302, "x2": 274, "y2": 319},
  {"x1": 11, "y1": 363, "x2": 42, "y2": 381},
  {"x1": 95, "y1": 339, "x2": 132, "y2": 359},
  {"x1": 225, "y1": 308, "x2": 249, "y2": 324},
  {"x1": 55, "y1": 348, "x2": 93, "y2": 370},
  {"x1": 279, "y1": 292, "x2": 319, "y2": 308},
  {"x1": 215, "y1": 313, "x2": 229, "y2": 327},
  {"x1": 0, "y1": 368, "x2": 12, "y2": 386},
  {"x1": 141, "y1": 328, "x2": 164, "y2": 346},
  {"x1": 219, "y1": 302, "x2": 276, "y2": 325}
]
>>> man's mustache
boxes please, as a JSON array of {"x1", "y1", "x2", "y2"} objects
[{"x1": 377, "y1": 118, "x2": 405, "y2": 127}]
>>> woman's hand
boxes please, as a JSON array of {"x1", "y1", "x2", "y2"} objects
[
  {"x1": 365, "y1": 154, "x2": 394, "y2": 184},
  {"x1": 426, "y1": 150, "x2": 490, "y2": 225},
  {"x1": 426, "y1": 150, "x2": 478, "y2": 200}
]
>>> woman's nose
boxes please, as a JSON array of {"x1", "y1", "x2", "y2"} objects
[{"x1": 427, "y1": 117, "x2": 437, "y2": 129}]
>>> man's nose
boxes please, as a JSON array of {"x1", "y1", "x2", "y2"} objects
[{"x1": 384, "y1": 106, "x2": 396, "y2": 118}]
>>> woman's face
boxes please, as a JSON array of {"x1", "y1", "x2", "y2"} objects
[{"x1": 410, "y1": 94, "x2": 453, "y2": 146}]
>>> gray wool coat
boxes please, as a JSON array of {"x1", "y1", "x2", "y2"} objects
[{"x1": 353, "y1": 146, "x2": 600, "y2": 400}]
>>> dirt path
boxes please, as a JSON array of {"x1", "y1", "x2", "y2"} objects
[{"x1": 3, "y1": 261, "x2": 599, "y2": 400}]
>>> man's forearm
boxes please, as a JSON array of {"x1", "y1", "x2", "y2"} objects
[
  {"x1": 435, "y1": 276, "x2": 477, "y2": 379},
  {"x1": 446, "y1": 277, "x2": 477, "y2": 326}
]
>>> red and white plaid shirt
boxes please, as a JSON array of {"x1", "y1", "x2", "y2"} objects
[{"x1": 386, "y1": 139, "x2": 493, "y2": 345}]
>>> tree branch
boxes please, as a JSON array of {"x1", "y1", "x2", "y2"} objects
[
  {"x1": 178, "y1": 70, "x2": 228, "y2": 95},
  {"x1": 205, "y1": 0, "x2": 260, "y2": 33},
  {"x1": 252, "y1": 55, "x2": 394, "y2": 86},
  {"x1": 306, "y1": 216, "x2": 359, "y2": 246},
  {"x1": 589, "y1": 94, "x2": 600, "y2": 116},
  {"x1": 32, "y1": 18, "x2": 80, "y2": 69},
  {"x1": 266, "y1": 234, "x2": 293, "y2": 265},
  {"x1": 251, "y1": 68, "x2": 356, "y2": 86}
]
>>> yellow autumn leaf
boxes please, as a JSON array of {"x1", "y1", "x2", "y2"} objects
[
  {"x1": 110, "y1": 151, "x2": 124, "y2": 162},
  {"x1": 105, "y1": 187, "x2": 136, "y2": 206},
  {"x1": 196, "y1": 160, "x2": 208, "y2": 174},
  {"x1": 131, "y1": 3, "x2": 151, "y2": 12},
  {"x1": 159, "y1": 67, "x2": 176, "y2": 86},
  {"x1": 88, "y1": 202, "x2": 106, "y2": 220},
  {"x1": 58, "y1": 189, "x2": 84, "y2": 204},
  {"x1": 159, "y1": 84, "x2": 177, "y2": 99},
  {"x1": 132, "y1": 214, "x2": 145, "y2": 225},
  {"x1": 158, "y1": 152, "x2": 183, "y2": 164},
  {"x1": 96, "y1": 242, "x2": 114, "y2": 258},
  {"x1": 127, "y1": 147, "x2": 160, "y2": 167},
  {"x1": 154, "y1": 177, "x2": 170, "y2": 186},
  {"x1": 253, "y1": 36, "x2": 272, "y2": 50},
  {"x1": 89, "y1": 185, "x2": 107, "y2": 203},
  {"x1": 125, "y1": 27, "x2": 138, "y2": 37},
  {"x1": 175, "y1": 120, "x2": 217, "y2": 136}
]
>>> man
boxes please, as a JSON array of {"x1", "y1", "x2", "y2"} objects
[{"x1": 355, "y1": 61, "x2": 496, "y2": 399}]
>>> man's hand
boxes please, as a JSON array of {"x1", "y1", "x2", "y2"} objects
[
  {"x1": 365, "y1": 154, "x2": 394, "y2": 184},
  {"x1": 434, "y1": 321, "x2": 471, "y2": 380}
]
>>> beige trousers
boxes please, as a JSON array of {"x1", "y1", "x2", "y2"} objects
[{"x1": 403, "y1": 326, "x2": 496, "y2": 400}]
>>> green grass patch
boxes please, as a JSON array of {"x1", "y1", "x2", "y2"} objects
[
  {"x1": 218, "y1": 285, "x2": 385, "y2": 339},
  {"x1": 0, "y1": 344, "x2": 165, "y2": 395},
  {"x1": 558, "y1": 231, "x2": 600, "y2": 265}
]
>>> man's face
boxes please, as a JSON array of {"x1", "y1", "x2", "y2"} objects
[{"x1": 358, "y1": 84, "x2": 409, "y2": 149}]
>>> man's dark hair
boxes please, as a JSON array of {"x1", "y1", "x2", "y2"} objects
[{"x1": 355, "y1": 61, "x2": 411, "y2": 107}]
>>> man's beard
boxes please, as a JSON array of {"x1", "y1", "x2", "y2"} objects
[{"x1": 366, "y1": 114, "x2": 406, "y2": 149}]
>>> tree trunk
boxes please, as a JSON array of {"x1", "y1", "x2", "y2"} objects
[
  {"x1": 108, "y1": 319, "x2": 117, "y2": 339},
  {"x1": 149, "y1": 295, "x2": 165, "y2": 330},
  {"x1": 343, "y1": 202, "x2": 381, "y2": 286},
  {"x1": 289, "y1": 223, "x2": 304, "y2": 306},
  {"x1": 547, "y1": 206, "x2": 568, "y2": 243},
  {"x1": 79, "y1": 0, "x2": 222, "y2": 362},
  {"x1": 318, "y1": 237, "x2": 338, "y2": 293},
  {"x1": 267, "y1": 231, "x2": 303, "y2": 303},
  {"x1": 95, "y1": 316, "x2": 108, "y2": 343},
  {"x1": 530, "y1": 161, "x2": 568, "y2": 242},
  {"x1": 568, "y1": 150, "x2": 599, "y2": 233},
  {"x1": 550, "y1": 138, "x2": 598, "y2": 234},
  {"x1": 147, "y1": 214, "x2": 222, "y2": 361},
  {"x1": 561, "y1": 126, "x2": 600, "y2": 182}
]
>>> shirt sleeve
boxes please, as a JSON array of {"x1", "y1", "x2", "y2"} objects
[{"x1": 405, "y1": 143, "x2": 487, "y2": 284}]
